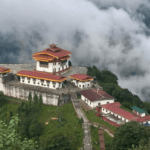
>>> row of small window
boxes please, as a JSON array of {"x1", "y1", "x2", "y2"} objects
[
  {"x1": 53, "y1": 62, "x2": 61, "y2": 65},
  {"x1": 79, "y1": 84, "x2": 90, "y2": 87},
  {"x1": 22, "y1": 80, "x2": 60, "y2": 88},
  {"x1": 53, "y1": 65, "x2": 67, "y2": 72}
]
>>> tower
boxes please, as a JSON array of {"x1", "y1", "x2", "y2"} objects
[{"x1": 32, "y1": 44, "x2": 72, "y2": 74}]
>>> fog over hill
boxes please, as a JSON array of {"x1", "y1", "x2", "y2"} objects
[{"x1": 1, "y1": 0, "x2": 150, "y2": 101}]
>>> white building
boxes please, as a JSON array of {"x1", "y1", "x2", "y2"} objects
[
  {"x1": 17, "y1": 70, "x2": 67, "y2": 89},
  {"x1": 99, "y1": 102, "x2": 150, "y2": 125},
  {"x1": 32, "y1": 44, "x2": 71, "y2": 74},
  {"x1": 69, "y1": 74, "x2": 93, "y2": 89},
  {"x1": 80, "y1": 89, "x2": 115, "y2": 108}
]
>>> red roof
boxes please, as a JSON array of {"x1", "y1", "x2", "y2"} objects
[
  {"x1": 17, "y1": 70, "x2": 67, "y2": 82},
  {"x1": 0, "y1": 67, "x2": 11, "y2": 73},
  {"x1": 92, "y1": 89, "x2": 113, "y2": 99},
  {"x1": 102, "y1": 102, "x2": 135, "y2": 120},
  {"x1": 33, "y1": 45, "x2": 71, "y2": 58},
  {"x1": 101, "y1": 102, "x2": 150, "y2": 122},
  {"x1": 69, "y1": 74, "x2": 93, "y2": 81},
  {"x1": 80, "y1": 89, "x2": 114, "y2": 102},
  {"x1": 32, "y1": 54, "x2": 55, "y2": 61}
]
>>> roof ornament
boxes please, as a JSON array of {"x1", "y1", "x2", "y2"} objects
[{"x1": 49, "y1": 44, "x2": 57, "y2": 48}]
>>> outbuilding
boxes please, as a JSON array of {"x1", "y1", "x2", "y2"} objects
[
  {"x1": 69, "y1": 74, "x2": 93, "y2": 89},
  {"x1": 80, "y1": 89, "x2": 115, "y2": 108}
]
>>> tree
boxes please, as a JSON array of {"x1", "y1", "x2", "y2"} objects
[
  {"x1": 41, "y1": 133, "x2": 71, "y2": 150},
  {"x1": 112, "y1": 121, "x2": 149, "y2": 150},
  {"x1": 68, "y1": 60, "x2": 72, "y2": 66},
  {"x1": 102, "y1": 83, "x2": 117, "y2": 95},
  {"x1": 0, "y1": 91, "x2": 8, "y2": 107},
  {"x1": 38, "y1": 94, "x2": 43, "y2": 107},
  {"x1": 33, "y1": 93, "x2": 38, "y2": 104},
  {"x1": 28, "y1": 92, "x2": 32, "y2": 109},
  {"x1": 29, "y1": 119, "x2": 42, "y2": 137},
  {"x1": 0, "y1": 115, "x2": 38, "y2": 150}
]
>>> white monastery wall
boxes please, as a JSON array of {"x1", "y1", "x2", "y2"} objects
[
  {"x1": 20, "y1": 76, "x2": 62, "y2": 89},
  {"x1": 2, "y1": 84, "x2": 59, "y2": 106},
  {"x1": 81, "y1": 95, "x2": 114, "y2": 108}
]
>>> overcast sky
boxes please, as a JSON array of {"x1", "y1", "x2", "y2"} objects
[{"x1": 1, "y1": 0, "x2": 150, "y2": 102}]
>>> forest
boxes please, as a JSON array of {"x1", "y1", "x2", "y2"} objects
[
  {"x1": 0, "y1": 91, "x2": 84, "y2": 150},
  {"x1": 87, "y1": 66, "x2": 150, "y2": 114}
]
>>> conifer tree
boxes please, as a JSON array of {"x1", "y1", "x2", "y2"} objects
[
  {"x1": 28, "y1": 92, "x2": 32, "y2": 109},
  {"x1": 39, "y1": 94, "x2": 43, "y2": 106},
  {"x1": 33, "y1": 93, "x2": 38, "y2": 104}
]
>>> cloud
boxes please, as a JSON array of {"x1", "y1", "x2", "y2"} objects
[{"x1": 1, "y1": 0, "x2": 150, "y2": 102}]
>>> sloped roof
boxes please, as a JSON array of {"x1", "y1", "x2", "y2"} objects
[
  {"x1": 69, "y1": 74, "x2": 93, "y2": 81},
  {"x1": 0, "y1": 67, "x2": 11, "y2": 73},
  {"x1": 102, "y1": 102, "x2": 135, "y2": 120},
  {"x1": 33, "y1": 45, "x2": 71, "y2": 58},
  {"x1": 17, "y1": 70, "x2": 67, "y2": 82},
  {"x1": 80, "y1": 89, "x2": 114, "y2": 102},
  {"x1": 101, "y1": 102, "x2": 150, "y2": 122},
  {"x1": 131, "y1": 106, "x2": 147, "y2": 114},
  {"x1": 32, "y1": 54, "x2": 55, "y2": 62}
]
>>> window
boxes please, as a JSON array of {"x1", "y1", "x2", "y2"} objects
[
  {"x1": 53, "y1": 85, "x2": 55, "y2": 88},
  {"x1": 22, "y1": 80, "x2": 24, "y2": 82},
  {"x1": 27, "y1": 77, "x2": 30, "y2": 80},
  {"x1": 90, "y1": 101, "x2": 91, "y2": 105},
  {"x1": 22, "y1": 77, "x2": 25, "y2": 79},
  {"x1": 106, "y1": 110, "x2": 107, "y2": 112},
  {"x1": 33, "y1": 82, "x2": 35, "y2": 84},
  {"x1": 53, "y1": 68, "x2": 56, "y2": 72},
  {"x1": 83, "y1": 85, "x2": 84, "y2": 87},
  {"x1": 47, "y1": 81, "x2": 50, "y2": 84},
  {"x1": 88, "y1": 84, "x2": 89, "y2": 86},
  {"x1": 47, "y1": 84, "x2": 49, "y2": 87},
  {"x1": 38, "y1": 82, "x2": 39, "y2": 84},
  {"x1": 28, "y1": 81, "x2": 30, "y2": 83},
  {"x1": 98, "y1": 103, "x2": 101, "y2": 105},
  {"x1": 40, "y1": 61, "x2": 48, "y2": 68},
  {"x1": 41, "y1": 83, "x2": 43, "y2": 86},
  {"x1": 107, "y1": 102, "x2": 109, "y2": 104}
]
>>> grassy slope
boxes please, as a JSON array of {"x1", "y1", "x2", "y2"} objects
[
  {"x1": 2, "y1": 97, "x2": 84, "y2": 150},
  {"x1": 82, "y1": 108, "x2": 116, "y2": 132},
  {"x1": 90, "y1": 125, "x2": 113, "y2": 150},
  {"x1": 39, "y1": 103, "x2": 84, "y2": 149}
]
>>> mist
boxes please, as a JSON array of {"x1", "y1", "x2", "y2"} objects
[{"x1": 0, "y1": 0, "x2": 150, "y2": 102}]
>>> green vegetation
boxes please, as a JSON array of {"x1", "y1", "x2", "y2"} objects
[
  {"x1": 82, "y1": 108, "x2": 116, "y2": 132},
  {"x1": 0, "y1": 115, "x2": 38, "y2": 150},
  {"x1": 77, "y1": 93, "x2": 81, "y2": 99},
  {"x1": 104, "y1": 131, "x2": 113, "y2": 150},
  {"x1": 112, "y1": 121, "x2": 150, "y2": 150},
  {"x1": 90, "y1": 125, "x2": 100, "y2": 150},
  {"x1": 39, "y1": 102, "x2": 84, "y2": 150},
  {"x1": 120, "y1": 105, "x2": 132, "y2": 113},
  {"x1": 87, "y1": 66, "x2": 150, "y2": 114},
  {"x1": 90, "y1": 125, "x2": 113, "y2": 150},
  {"x1": 0, "y1": 92, "x2": 84, "y2": 150},
  {"x1": 69, "y1": 60, "x2": 72, "y2": 66}
]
